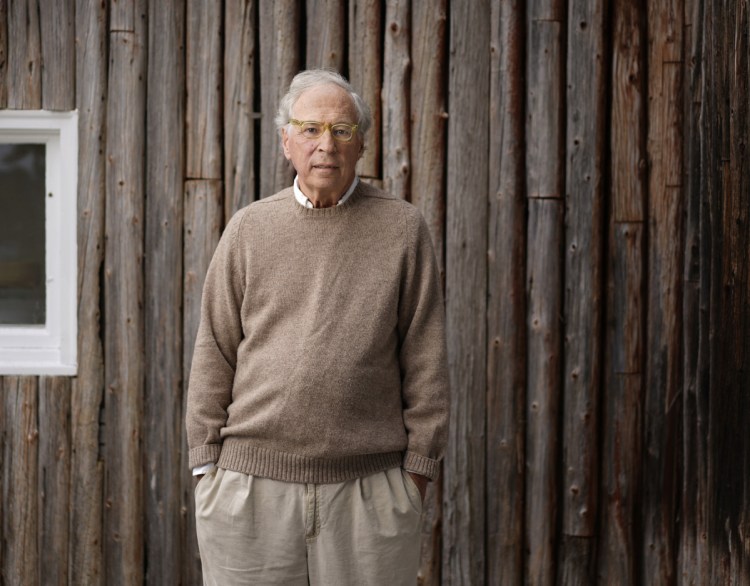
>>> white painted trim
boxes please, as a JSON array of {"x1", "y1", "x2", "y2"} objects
[{"x1": 0, "y1": 110, "x2": 78, "y2": 375}]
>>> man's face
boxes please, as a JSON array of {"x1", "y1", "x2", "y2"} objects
[{"x1": 282, "y1": 84, "x2": 363, "y2": 205}]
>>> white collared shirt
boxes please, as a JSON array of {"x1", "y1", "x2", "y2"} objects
[{"x1": 293, "y1": 175, "x2": 359, "y2": 208}]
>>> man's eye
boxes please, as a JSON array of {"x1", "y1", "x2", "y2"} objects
[
  {"x1": 302, "y1": 126, "x2": 320, "y2": 135},
  {"x1": 332, "y1": 127, "x2": 349, "y2": 137}
]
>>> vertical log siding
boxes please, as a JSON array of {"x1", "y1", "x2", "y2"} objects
[
  {"x1": 103, "y1": 14, "x2": 147, "y2": 583},
  {"x1": 69, "y1": 1, "x2": 107, "y2": 583},
  {"x1": 382, "y1": 0, "x2": 411, "y2": 199},
  {"x1": 0, "y1": 1, "x2": 749, "y2": 584},
  {"x1": 444, "y1": 1, "x2": 490, "y2": 584},
  {"x1": 486, "y1": 1, "x2": 526, "y2": 584},
  {"x1": 144, "y1": 0, "x2": 185, "y2": 582}
]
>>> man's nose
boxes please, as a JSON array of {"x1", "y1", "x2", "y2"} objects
[{"x1": 316, "y1": 129, "x2": 337, "y2": 152}]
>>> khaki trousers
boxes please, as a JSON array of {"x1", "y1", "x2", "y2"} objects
[{"x1": 195, "y1": 466, "x2": 423, "y2": 586}]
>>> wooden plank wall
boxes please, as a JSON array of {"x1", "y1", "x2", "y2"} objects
[
  {"x1": 1, "y1": 1, "x2": 749, "y2": 584},
  {"x1": 444, "y1": 0, "x2": 489, "y2": 584},
  {"x1": 70, "y1": 1, "x2": 107, "y2": 583},
  {"x1": 599, "y1": 1, "x2": 647, "y2": 584},
  {"x1": 144, "y1": 0, "x2": 185, "y2": 583}
]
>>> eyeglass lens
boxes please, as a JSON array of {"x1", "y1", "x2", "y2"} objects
[{"x1": 294, "y1": 121, "x2": 355, "y2": 142}]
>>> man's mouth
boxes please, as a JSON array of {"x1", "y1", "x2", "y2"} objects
[{"x1": 312, "y1": 163, "x2": 338, "y2": 169}]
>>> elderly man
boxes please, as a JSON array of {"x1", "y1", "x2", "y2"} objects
[{"x1": 187, "y1": 69, "x2": 449, "y2": 585}]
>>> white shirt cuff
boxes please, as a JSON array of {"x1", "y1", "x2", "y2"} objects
[{"x1": 192, "y1": 463, "x2": 216, "y2": 476}]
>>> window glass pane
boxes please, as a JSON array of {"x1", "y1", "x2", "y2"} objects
[{"x1": 0, "y1": 143, "x2": 46, "y2": 325}]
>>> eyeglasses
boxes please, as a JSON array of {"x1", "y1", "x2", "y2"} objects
[{"x1": 289, "y1": 119, "x2": 359, "y2": 142}]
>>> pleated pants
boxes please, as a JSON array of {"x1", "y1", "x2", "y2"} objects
[{"x1": 195, "y1": 466, "x2": 424, "y2": 586}]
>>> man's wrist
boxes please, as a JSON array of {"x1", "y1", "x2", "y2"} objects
[{"x1": 406, "y1": 470, "x2": 429, "y2": 501}]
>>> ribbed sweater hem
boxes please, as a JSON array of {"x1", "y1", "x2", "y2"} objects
[{"x1": 216, "y1": 440, "x2": 404, "y2": 484}]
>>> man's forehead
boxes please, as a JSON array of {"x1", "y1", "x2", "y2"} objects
[{"x1": 292, "y1": 84, "x2": 356, "y2": 116}]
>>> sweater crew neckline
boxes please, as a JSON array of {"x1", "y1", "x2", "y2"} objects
[{"x1": 290, "y1": 182, "x2": 366, "y2": 217}]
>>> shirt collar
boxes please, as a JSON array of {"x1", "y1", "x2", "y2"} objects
[{"x1": 293, "y1": 176, "x2": 359, "y2": 209}]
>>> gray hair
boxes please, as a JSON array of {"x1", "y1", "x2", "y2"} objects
[{"x1": 275, "y1": 69, "x2": 372, "y2": 138}]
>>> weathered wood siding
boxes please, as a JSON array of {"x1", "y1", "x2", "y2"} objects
[
  {"x1": 70, "y1": 1, "x2": 107, "y2": 583},
  {"x1": 1, "y1": 1, "x2": 749, "y2": 584},
  {"x1": 444, "y1": 0, "x2": 490, "y2": 583},
  {"x1": 144, "y1": 0, "x2": 185, "y2": 583}
]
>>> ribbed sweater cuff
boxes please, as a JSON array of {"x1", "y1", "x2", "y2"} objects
[
  {"x1": 189, "y1": 444, "x2": 222, "y2": 469},
  {"x1": 402, "y1": 451, "x2": 441, "y2": 481}
]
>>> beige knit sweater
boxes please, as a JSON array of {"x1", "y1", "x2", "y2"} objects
[{"x1": 186, "y1": 182, "x2": 449, "y2": 483}]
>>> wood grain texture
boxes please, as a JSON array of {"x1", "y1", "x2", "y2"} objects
[
  {"x1": 607, "y1": 0, "x2": 646, "y2": 368},
  {"x1": 382, "y1": 0, "x2": 410, "y2": 199},
  {"x1": 643, "y1": 0, "x2": 684, "y2": 583},
  {"x1": 679, "y1": 0, "x2": 709, "y2": 583},
  {"x1": 558, "y1": 536, "x2": 593, "y2": 586},
  {"x1": 0, "y1": 0, "x2": 8, "y2": 107},
  {"x1": 186, "y1": 0, "x2": 223, "y2": 180},
  {"x1": 410, "y1": 4, "x2": 447, "y2": 581},
  {"x1": 525, "y1": 199, "x2": 563, "y2": 586},
  {"x1": 144, "y1": 0, "x2": 185, "y2": 583},
  {"x1": 181, "y1": 180, "x2": 222, "y2": 586},
  {"x1": 410, "y1": 0, "x2": 447, "y2": 276},
  {"x1": 104, "y1": 22, "x2": 147, "y2": 585},
  {"x1": 7, "y1": 0, "x2": 41, "y2": 109},
  {"x1": 224, "y1": 0, "x2": 256, "y2": 219},
  {"x1": 38, "y1": 376, "x2": 71, "y2": 586},
  {"x1": 2, "y1": 377, "x2": 39, "y2": 586},
  {"x1": 706, "y1": 0, "x2": 750, "y2": 582},
  {"x1": 486, "y1": 0, "x2": 525, "y2": 583},
  {"x1": 39, "y1": 0, "x2": 75, "y2": 110},
  {"x1": 721, "y1": 2, "x2": 750, "y2": 580},
  {"x1": 560, "y1": 0, "x2": 606, "y2": 570},
  {"x1": 417, "y1": 468, "x2": 443, "y2": 586},
  {"x1": 525, "y1": 3, "x2": 564, "y2": 585},
  {"x1": 526, "y1": 0, "x2": 564, "y2": 199},
  {"x1": 702, "y1": 3, "x2": 726, "y2": 583},
  {"x1": 599, "y1": 226, "x2": 644, "y2": 586},
  {"x1": 182, "y1": 181, "x2": 223, "y2": 373},
  {"x1": 348, "y1": 0, "x2": 382, "y2": 178},
  {"x1": 443, "y1": 1, "x2": 489, "y2": 584},
  {"x1": 306, "y1": 0, "x2": 345, "y2": 70},
  {"x1": 603, "y1": 41, "x2": 648, "y2": 570},
  {"x1": 610, "y1": 0, "x2": 647, "y2": 223},
  {"x1": 609, "y1": 41, "x2": 647, "y2": 495},
  {"x1": 70, "y1": 1, "x2": 108, "y2": 583},
  {"x1": 259, "y1": 0, "x2": 299, "y2": 197},
  {"x1": 182, "y1": 179, "x2": 223, "y2": 399},
  {"x1": 110, "y1": 0, "x2": 135, "y2": 32}
]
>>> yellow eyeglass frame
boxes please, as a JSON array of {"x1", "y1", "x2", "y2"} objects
[{"x1": 289, "y1": 119, "x2": 359, "y2": 142}]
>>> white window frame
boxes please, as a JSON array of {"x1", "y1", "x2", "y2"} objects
[{"x1": 0, "y1": 110, "x2": 78, "y2": 375}]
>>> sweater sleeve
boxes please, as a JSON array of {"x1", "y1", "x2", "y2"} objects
[
  {"x1": 398, "y1": 209, "x2": 450, "y2": 481},
  {"x1": 186, "y1": 210, "x2": 246, "y2": 469}
]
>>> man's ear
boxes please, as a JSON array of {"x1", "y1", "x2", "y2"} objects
[{"x1": 281, "y1": 128, "x2": 292, "y2": 161}]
